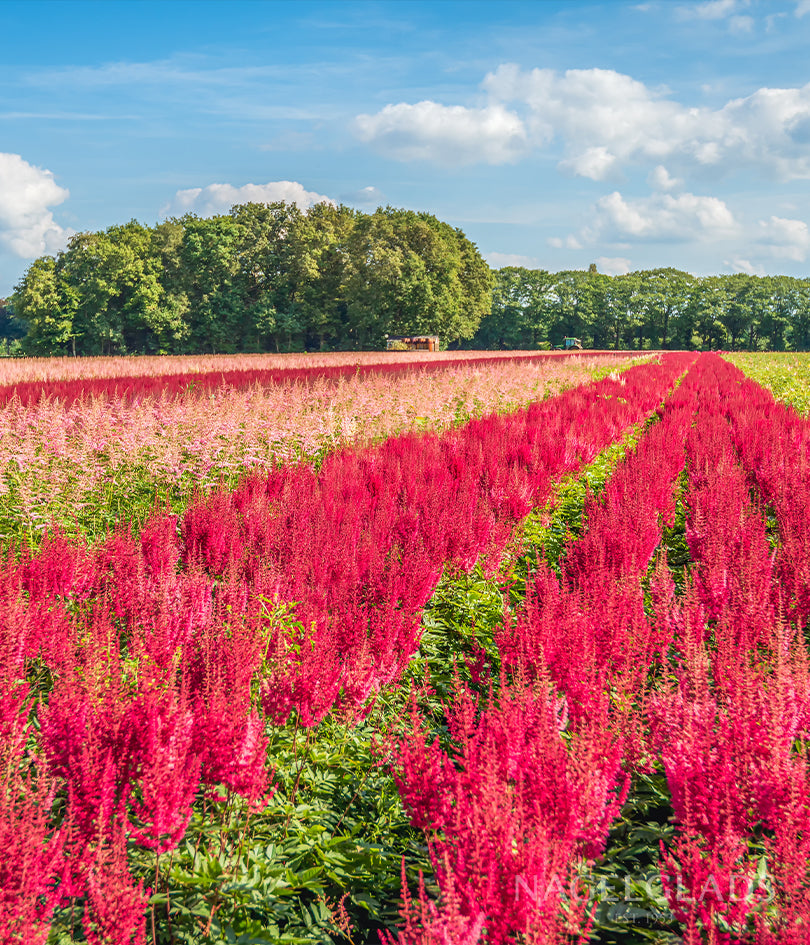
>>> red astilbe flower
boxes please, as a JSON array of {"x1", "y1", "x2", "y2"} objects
[
  {"x1": 706, "y1": 355, "x2": 810, "y2": 630},
  {"x1": 0, "y1": 766, "x2": 66, "y2": 944},
  {"x1": 0, "y1": 664, "x2": 31, "y2": 777},
  {"x1": 659, "y1": 831, "x2": 765, "y2": 945},
  {"x1": 82, "y1": 823, "x2": 150, "y2": 945},
  {"x1": 40, "y1": 654, "x2": 139, "y2": 845},
  {"x1": 126, "y1": 684, "x2": 201, "y2": 854},
  {"x1": 389, "y1": 676, "x2": 626, "y2": 944},
  {"x1": 648, "y1": 584, "x2": 810, "y2": 939},
  {"x1": 683, "y1": 411, "x2": 778, "y2": 652},
  {"x1": 650, "y1": 686, "x2": 766, "y2": 940},
  {"x1": 21, "y1": 526, "x2": 99, "y2": 602},
  {"x1": 497, "y1": 364, "x2": 699, "y2": 764},
  {"x1": 185, "y1": 619, "x2": 275, "y2": 806},
  {"x1": 382, "y1": 862, "x2": 486, "y2": 945},
  {"x1": 192, "y1": 691, "x2": 272, "y2": 804}
]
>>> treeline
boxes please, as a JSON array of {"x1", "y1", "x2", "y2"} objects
[
  {"x1": 7, "y1": 203, "x2": 492, "y2": 356},
  {"x1": 6, "y1": 203, "x2": 810, "y2": 355},
  {"x1": 471, "y1": 265, "x2": 810, "y2": 351}
]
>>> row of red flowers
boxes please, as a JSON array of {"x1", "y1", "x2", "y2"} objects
[
  {"x1": 387, "y1": 354, "x2": 810, "y2": 943},
  {"x1": 0, "y1": 354, "x2": 690, "y2": 942}
]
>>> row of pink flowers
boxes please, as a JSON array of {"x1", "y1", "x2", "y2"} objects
[
  {"x1": 0, "y1": 349, "x2": 620, "y2": 388},
  {"x1": 0, "y1": 351, "x2": 631, "y2": 408},
  {"x1": 0, "y1": 353, "x2": 641, "y2": 540}
]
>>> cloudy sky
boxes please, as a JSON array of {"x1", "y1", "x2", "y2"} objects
[{"x1": 2, "y1": 0, "x2": 810, "y2": 296}]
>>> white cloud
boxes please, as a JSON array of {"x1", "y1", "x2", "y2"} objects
[
  {"x1": 648, "y1": 165, "x2": 682, "y2": 191},
  {"x1": 727, "y1": 257, "x2": 766, "y2": 275},
  {"x1": 487, "y1": 64, "x2": 810, "y2": 182},
  {"x1": 486, "y1": 251, "x2": 540, "y2": 269},
  {"x1": 354, "y1": 101, "x2": 528, "y2": 165},
  {"x1": 757, "y1": 215, "x2": 810, "y2": 261},
  {"x1": 342, "y1": 185, "x2": 385, "y2": 206},
  {"x1": 729, "y1": 14, "x2": 755, "y2": 32},
  {"x1": 161, "y1": 180, "x2": 336, "y2": 217},
  {"x1": 0, "y1": 153, "x2": 71, "y2": 258},
  {"x1": 548, "y1": 235, "x2": 583, "y2": 250},
  {"x1": 677, "y1": 0, "x2": 742, "y2": 19},
  {"x1": 675, "y1": 0, "x2": 753, "y2": 28},
  {"x1": 796, "y1": 0, "x2": 810, "y2": 16},
  {"x1": 573, "y1": 190, "x2": 738, "y2": 244},
  {"x1": 595, "y1": 256, "x2": 632, "y2": 275},
  {"x1": 357, "y1": 64, "x2": 810, "y2": 183}
]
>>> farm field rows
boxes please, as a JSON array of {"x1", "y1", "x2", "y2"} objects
[
  {"x1": 1, "y1": 350, "x2": 809, "y2": 944},
  {"x1": 0, "y1": 350, "x2": 627, "y2": 389},
  {"x1": 0, "y1": 351, "x2": 641, "y2": 546}
]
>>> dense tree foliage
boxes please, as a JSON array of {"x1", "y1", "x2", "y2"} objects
[
  {"x1": 11, "y1": 204, "x2": 493, "y2": 355},
  {"x1": 10, "y1": 204, "x2": 810, "y2": 354},
  {"x1": 470, "y1": 266, "x2": 810, "y2": 351}
]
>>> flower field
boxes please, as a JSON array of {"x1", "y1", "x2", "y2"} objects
[
  {"x1": 0, "y1": 351, "x2": 636, "y2": 545},
  {"x1": 1, "y1": 350, "x2": 809, "y2": 944}
]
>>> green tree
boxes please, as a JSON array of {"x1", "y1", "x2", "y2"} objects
[
  {"x1": 786, "y1": 279, "x2": 810, "y2": 351},
  {"x1": 686, "y1": 277, "x2": 729, "y2": 350},
  {"x1": 636, "y1": 268, "x2": 693, "y2": 349},
  {"x1": 12, "y1": 256, "x2": 75, "y2": 355},
  {"x1": 764, "y1": 275, "x2": 803, "y2": 352},
  {"x1": 228, "y1": 201, "x2": 303, "y2": 351},
  {"x1": 290, "y1": 202, "x2": 357, "y2": 351},
  {"x1": 601, "y1": 272, "x2": 639, "y2": 351},
  {"x1": 177, "y1": 214, "x2": 246, "y2": 353},
  {"x1": 547, "y1": 270, "x2": 601, "y2": 347},
  {"x1": 473, "y1": 267, "x2": 553, "y2": 349},
  {"x1": 346, "y1": 208, "x2": 491, "y2": 348}
]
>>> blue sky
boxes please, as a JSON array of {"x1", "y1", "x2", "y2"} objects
[{"x1": 2, "y1": 0, "x2": 810, "y2": 296}]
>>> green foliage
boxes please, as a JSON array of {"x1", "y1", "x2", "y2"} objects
[
  {"x1": 14, "y1": 214, "x2": 810, "y2": 357},
  {"x1": 725, "y1": 351, "x2": 810, "y2": 415},
  {"x1": 588, "y1": 773, "x2": 680, "y2": 944},
  {"x1": 471, "y1": 268, "x2": 810, "y2": 353},
  {"x1": 12, "y1": 203, "x2": 492, "y2": 357},
  {"x1": 121, "y1": 709, "x2": 432, "y2": 945}
]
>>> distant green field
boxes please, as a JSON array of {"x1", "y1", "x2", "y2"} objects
[{"x1": 725, "y1": 351, "x2": 810, "y2": 415}]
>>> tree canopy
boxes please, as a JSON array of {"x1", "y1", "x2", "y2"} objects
[
  {"x1": 11, "y1": 203, "x2": 493, "y2": 356},
  {"x1": 10, "y1": 207, "x2": 810, "y2": 355},
  {"x1": 469, "y1": 266, "x2": 810, "y2": 352}
]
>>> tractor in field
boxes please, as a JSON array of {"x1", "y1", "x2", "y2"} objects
[{"x1": 555, "y1": 337, "x2": 583, "y2": 350}]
